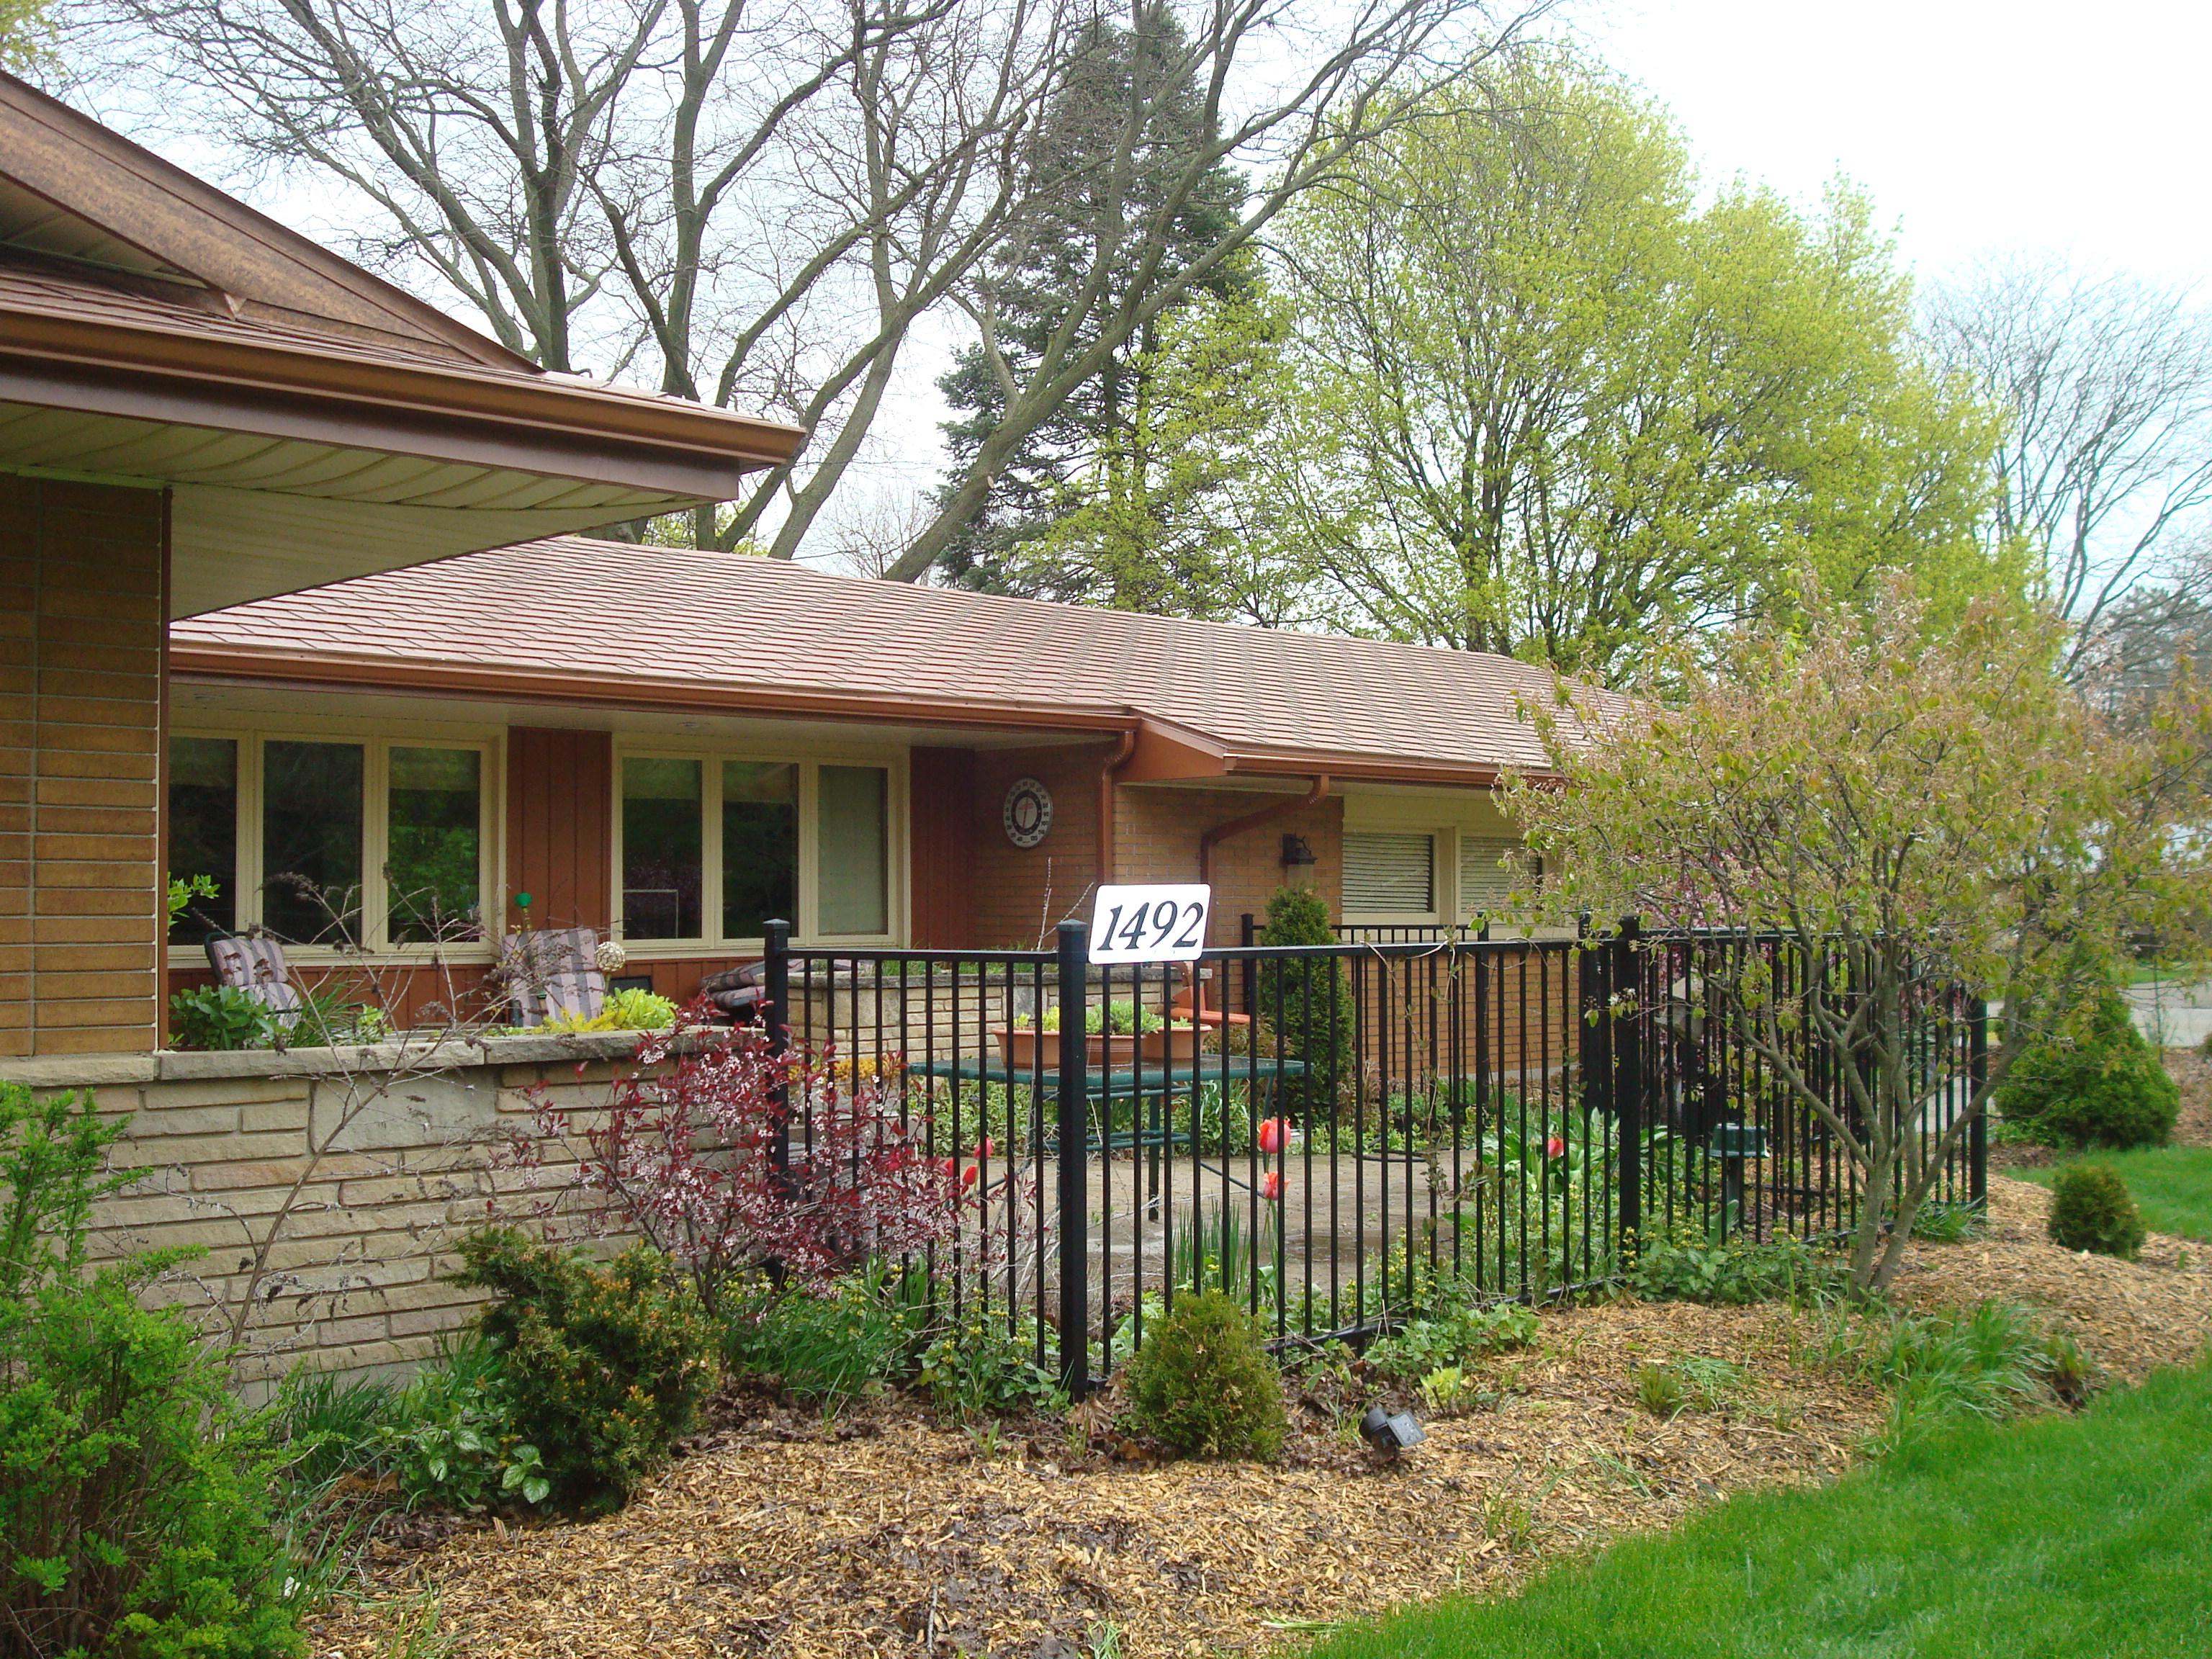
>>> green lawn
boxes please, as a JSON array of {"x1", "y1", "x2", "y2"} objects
[
  {"x1": 1303, "y1": 1361, "x2": 2212, "y2": 1659},
  {"x1": 2013, "y1": 1146, "x2": 2212, "y2": 1244}
]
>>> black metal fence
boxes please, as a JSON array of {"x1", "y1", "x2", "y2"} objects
[{"x1": 764, "y1": 920, "x2": 1986, "y2": 1398}]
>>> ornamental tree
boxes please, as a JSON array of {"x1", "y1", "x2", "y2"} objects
[{"x1": 1503, "y1": 577, "x2": 2211, "y2": 1291}]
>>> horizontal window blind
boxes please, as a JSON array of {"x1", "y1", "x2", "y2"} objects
[
  {"x1": 1344, "y1": 831, "x2": 1434, "y2": 914},
  {"x1": 1460, "y1": 835, "x2": 1539, "y2": 915}
]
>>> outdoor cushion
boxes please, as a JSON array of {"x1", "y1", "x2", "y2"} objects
[
  {"x1": 204, "y1": 933, "x2": 303, "y2": 1020},
  {"x1": 497, "y1": 927, "x2": 608, "y2": 1026}
]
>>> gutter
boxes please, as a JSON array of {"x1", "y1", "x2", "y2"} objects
[{"x1": 1197, "y1": 775, "x2": 1330, "y2": 886}]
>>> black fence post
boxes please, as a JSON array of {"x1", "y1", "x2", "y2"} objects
[
  {"x1": 1579, "y1": 912, "x2": 1613, "y2": 1254},
  {"x1": 763, "y1": 920, "x2": 791, "y2": 1177},
  {"x1": 1967, "y1": 993, "x2": 1989, "y2": 1207},
  {"x1": 1055, "y1": 920, "x2": 1091, "y2": 1401},
  {"x1": 1612, "y1": 916, "x2": 1643, "y2": 1255}
]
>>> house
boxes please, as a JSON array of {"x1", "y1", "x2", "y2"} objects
[
  {"x1": 0, "y1": 73, "x2": 1570, "y2": 1377},
  {"x1": 161, "y1": 535, "x2": 1566, "y2": 1017},
  {"x1": 0, "y1": 70, "x2": 801, "y2": 1064}
]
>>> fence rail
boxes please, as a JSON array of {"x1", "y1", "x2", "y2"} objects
[{"x1": 765, "y1": 920, "x2": 1984, "y2": 1397}]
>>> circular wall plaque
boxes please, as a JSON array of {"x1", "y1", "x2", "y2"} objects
[{"x1": 1002, "y1": 776, "x2": 1053, "y2": 848}]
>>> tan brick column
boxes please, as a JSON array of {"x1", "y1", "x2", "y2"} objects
[{"x1": 0, "y1": 475, "x2": 167, "y2": 1058}]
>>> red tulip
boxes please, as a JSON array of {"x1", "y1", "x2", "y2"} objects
[
  {"x1": 961, "y1": 1162, "x2": 980, "y2": 1189},
  {"x1": 1545, "y1": 1136, "x2": 1565, "y2": 1159},
  {"x1": 1258, "y1": 1118, "x2": 1289, "y2": 1155},
  {"x1": 939, "y1": 1157, "x2": 958, "y2": 1178},
  {"x1": 977, "y1": 1137, "x2": 995, "y2": 1159},
  {"x1": 1261, "y1": 1171, "x2": 1284, "y2": 1202}
]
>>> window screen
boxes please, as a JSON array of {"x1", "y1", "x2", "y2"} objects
[
  {"x1": 1344, "y1": 831, "x2": 1434, "y2": 914},
  {"x1": 262, "y1": 740, "x2": 363, "y2": 943},
  {"x1": 817, "y1": 765, "x2": 889, "y2": 935},
  {"x1": 1459, "y1": 836, "x2": 1527, "y2": 916}
]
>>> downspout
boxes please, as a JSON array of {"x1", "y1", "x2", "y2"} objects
[
  {"x1": 1096, "y1": 724, "x2": 1138, "y2": 886},
  {"x1": 1197, "y1": 775, "x2": 1330, "y2": 886}
]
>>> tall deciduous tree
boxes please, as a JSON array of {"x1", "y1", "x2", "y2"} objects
[
  {"x1": 1504, "y1": 576, "x2": 2212, "y2": 1291},
  {"x1": 84, "y1": 0, "x2": 1539, "y2": 562},
  {"x1": 1258, "y1": 50, "x2": 2007, "y2": 678},
  {"x1": 1923, "y1": 254, "x2": 2212, "y2": 678}
]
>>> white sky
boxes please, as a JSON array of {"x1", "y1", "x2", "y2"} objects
[{"x1": 1587, "y1": 0, "x2": 2212, "y2": 287}]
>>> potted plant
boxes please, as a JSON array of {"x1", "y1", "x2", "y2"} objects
[{"x1": 994, "y1": 1001, "x2": 1186, "y2": 1067}]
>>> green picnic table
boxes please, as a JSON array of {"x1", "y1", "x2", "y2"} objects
[{"x1": 911, "y1": 1055, "x2": 1308, "y2": 1158}]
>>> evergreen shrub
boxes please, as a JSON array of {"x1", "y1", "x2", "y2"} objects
[
  {"x1": 1123, "y1": 1289, "x2": 1287, "y2": 1461},
  {"x1": 1257, "y1": 884, "x2": 1357, "y2": 1117},
  {"x1": 2, "y1": 1084, "x2": 301, "y2": 1658},
  {"x1": 2046, "y1": 1164, "x2": 2146, "y2": 1260},
  {"x1": 451, "y1": 1228, "x2": 713, "y2": 1512},
  {"x1": 1999, "y1": 989, "x2": 2178, "y2": 1149}
]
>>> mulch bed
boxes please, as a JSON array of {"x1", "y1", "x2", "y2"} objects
[{"x1": 310, "y1": 1178, "x2": 2212, "y2": 1659}]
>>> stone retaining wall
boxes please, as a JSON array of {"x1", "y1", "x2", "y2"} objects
[{"x1": 0, "y1": 1032, "x2": 646, "y2": 1383}]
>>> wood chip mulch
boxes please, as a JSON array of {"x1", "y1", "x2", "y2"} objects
[{"x1": 310, "y1": 1179, "x2": 2211, "y2": 1659}]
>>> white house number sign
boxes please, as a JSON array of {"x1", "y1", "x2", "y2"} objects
[
  {"x1": 1089, "y1": 884, "x2": 1213, "y2": 964},
  {"x1": 1002, "y1": 776, "x2": 1053, "y2": 847}
]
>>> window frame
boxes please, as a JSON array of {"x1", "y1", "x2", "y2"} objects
[
  {"x1": 609, "y1": 740, "x2": 906, "y2": 950},
  {"x1": 1339, "y1": 827, "x2": 1447, "y2": 925},
  {"x1": 163, "y1": 718, "x2": 503, "y2": 965}
]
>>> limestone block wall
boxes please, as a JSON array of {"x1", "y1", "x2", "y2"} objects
[{"x1": 3, "y1": 1032, "x2": 647, "y2": 1382}]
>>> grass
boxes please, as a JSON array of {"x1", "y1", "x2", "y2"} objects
[
  {"x1": 2013, "y1": 1145, "x2": 2212, "y2": 1244},
  {"x1": 1304, "y1": 1359, "x2": 2212, "y2": 1659}
]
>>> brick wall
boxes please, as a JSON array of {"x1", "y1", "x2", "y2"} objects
[
  {"x1": 1114, "y1": 783, "x2": 1344, "y2": 945},
  {"x1": 970, "y1": 743, "x2": 1107, "y2": 949},
  {"x1": 0, "y1": 476, "x2": 167, "y2": 1058}
]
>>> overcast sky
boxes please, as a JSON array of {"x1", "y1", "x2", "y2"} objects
[{"x1": 1589, "y1": 0, "x2": 2212, "y2": 286}]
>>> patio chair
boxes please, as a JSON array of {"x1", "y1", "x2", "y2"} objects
[
  {"x1": 697, "y1": 961, "x2": 768, "y2": 1025},
  {"x1": 496, "y1": 926, "x2": 608, "y2": 1027},
  {"x1": 204, "y1": 932, "x2": 303, "y2": 1026}
]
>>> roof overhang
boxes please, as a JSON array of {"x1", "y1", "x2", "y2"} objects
[
  {"x1": 0, "y1": 303, "x2": 805, "y2": 616},
  {"x1": 164, "y1": 642, "x2": 1559, "y2": 788}
]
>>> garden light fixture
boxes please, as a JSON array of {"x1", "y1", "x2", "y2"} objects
[
  {"x1": 1359, "y1": 1406, "x2": 1426, "y2": 1457},
  {"x1": 1281, "y1": 833, "x2": 1316, "y2": 870}
]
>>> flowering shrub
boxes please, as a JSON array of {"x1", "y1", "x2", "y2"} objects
[{"x1": 514, "y1": 1001, "x2": 966, "y2": 1314}]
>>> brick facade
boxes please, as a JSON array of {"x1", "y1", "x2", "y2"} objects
[
  {"x1": 968, "y1": 742, "x2": 1109, "y2": 949},
  {"x1": 1114, "y1": 783, "x2": 1344, "y2": 943},
  {"x1": 0, "y1": 476, "x2": 167, "y2": 1058}
]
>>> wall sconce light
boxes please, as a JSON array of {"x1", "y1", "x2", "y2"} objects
[{"x1": 1281, "y1": 833, "x2": 1316, "y2": 870}]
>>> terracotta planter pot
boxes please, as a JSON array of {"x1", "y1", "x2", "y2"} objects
[
  {"x1": 992, "y1": 1028, "x2": 1140, "y2": 1069},
  {"x1": 1138, "y1": 1023, "x2": 1202, "y2": 1063}
]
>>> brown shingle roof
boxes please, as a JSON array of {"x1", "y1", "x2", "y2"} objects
[{"x1": 171, "y1": 538, "x2": 1587, "y2": 783}]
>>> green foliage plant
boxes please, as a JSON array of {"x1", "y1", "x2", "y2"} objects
[
  {"x1": 1817, "y1": 1299, "x2": 2073, "y2": 1449},
  {"x1": 2046, "y1": 1164, "x2": 2147, "y2": 1259},
  {"x1": 2, "y1": 1084, "x2": 303, "y2": 1658},
  {"x1": 1635, "y1": 1354, "x2": 1748, "y2": 1419},
  {"x1": 1122, "y1": 1289, "x2": 1287, "y2": 1461},
  {"x1": 1627, "y1": 1227, "x2": 1848, "y2": 1306},
  {"x1": 1999, "y1": 985, "x2": 2179, "y2": 1149},
  {"x1": 449, "y1": 1228, "x2": 713, "y2": 1512},
  {"x1": 1359, "y1": 1301, "x2": 1539, "y2": 1382},
  {"x1": 541, "y1": 987, "x2": 680, "y2": 1033},
  {"x1": 914, "y1": 1312, "x2": 1066, "y2": 1421},
  {"x1": 167, "y1": 984, "x2": 277, "y2": 1051},
  {"x1": 369, "y1": 1336, "x2": 552, "y2": 1511},
  {"x1": 719, "y1": 1264, "x2": 922, "y2": 1404}
]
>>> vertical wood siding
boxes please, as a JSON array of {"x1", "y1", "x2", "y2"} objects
[
  {"x1": 505, "y1": 727, "x2": 613, "y2": 933},
  {"x1": 908, "y1": 745, "x2": 976, "y2": 948}
]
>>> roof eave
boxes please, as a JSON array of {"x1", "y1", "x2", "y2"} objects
[{"x1": 0, "y1": 306, "x2": 804, "y2": 496}]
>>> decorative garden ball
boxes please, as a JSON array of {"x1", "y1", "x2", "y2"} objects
[{"x1": 594, "y1": 938, "x2": 629, "y2": 973}]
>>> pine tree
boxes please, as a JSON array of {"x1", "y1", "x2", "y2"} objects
[{"x1": 935, "y1": 2, "x2": 1252, "y2": 607}]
